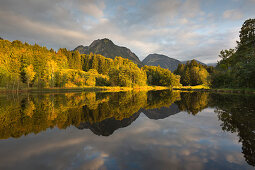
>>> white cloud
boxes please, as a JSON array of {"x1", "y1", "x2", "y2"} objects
[
  {"x1": 223, "y1": 9, "x2": 243, "y2": 20},
  {"x1": 79, "y1": 1, "x2": 105, "y2": 18},
  {"x1": 0, "y1": 0, "x2": 252, "y2": 63}
]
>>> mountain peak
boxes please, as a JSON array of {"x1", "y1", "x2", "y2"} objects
[
  {"x1": 74, "y1": 38, "x2": 142, "y2": 66},
  {"x1": 142, "y1": 53, "x2": 181, "y2": 71},
  {"x1": 90, "y1": 38, "x2": 114, "y2": 47}
]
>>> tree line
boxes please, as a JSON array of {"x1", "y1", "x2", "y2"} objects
[{"x1": 0, "y1": 39, "x2": 181, "y2": 89}]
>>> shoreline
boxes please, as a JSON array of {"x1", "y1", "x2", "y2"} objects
[
  {"x1": 210, "y1": 88, "x2": 255, "y2": 94},
  {"x1": 1, "y1": 86, "x2": 255, "y2": 94},
  {"x1": 173, "y1": 87, "x2": 255, "y2": 94},
  {"x1": 0, "y1": 86, "x2": 171, "y2": 93}
]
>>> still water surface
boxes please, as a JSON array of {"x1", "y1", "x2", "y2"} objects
[{"x1": 0, "y1": 91, "x2": 254, "y2": 170}]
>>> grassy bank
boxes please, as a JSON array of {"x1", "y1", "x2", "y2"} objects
[
  {"x1": 173, "y1": 85, "x2": 210, "y2": 91},
  {"x1": 2, "y1": 85, "x2": 254, "y2": 94},
  {"x1": 0, "y1": 86, "x2": 171, "y2": 93}
]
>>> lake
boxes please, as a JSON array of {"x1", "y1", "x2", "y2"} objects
[{"x1": 0, "y1": 90, "x2": 254, "y2": 170}]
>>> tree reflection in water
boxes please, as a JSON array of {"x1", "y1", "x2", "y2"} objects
[
  {"x1": 0, "y1": 91, "x2": 254, "y2": 166},
  {"x1": 211, "y1": 94, "x2": 255, "y2": 166},
  {"x1": 0, "y1": 90, "x2": 179, "y2": 139}
]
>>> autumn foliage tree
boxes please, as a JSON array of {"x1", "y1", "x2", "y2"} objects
[
  {"x1": 143, "y1": 65, "x2": 181, "y2": 87},
  {"x1": 24, "y1": 64, "x2": 36, "y2": 88},
  {"x1": 0, "y1": 38, "x2": 183, "y2": 89},
  {"x1": 175, "y1": 60, "x2": 209, "y2": 86}
]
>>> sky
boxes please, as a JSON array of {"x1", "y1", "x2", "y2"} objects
[{"x1": 0, "y1": 0, "x2": 254, "y2": 63}]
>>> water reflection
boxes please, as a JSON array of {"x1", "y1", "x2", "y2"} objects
[
  {"x1": 0, "y1": 91, "x2": 254, "y2": 169},
  {"x1": 0, "y1": 90, "x2": 180, "y2": 138},
  {"x1": 211, "y1": 94, "x2": 255, "y2": 167},
  {"x1": 176, "y1": 92, "x2": 209, "y2": 115},
  {"x1": 77, "y1": 111, "x2": 141, "y2": 136}
]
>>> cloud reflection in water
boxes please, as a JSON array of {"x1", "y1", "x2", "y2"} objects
[{"x1": 0, "y1": 91, "x2": 254, "y2": 170}]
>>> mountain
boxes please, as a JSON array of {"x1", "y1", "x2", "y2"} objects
[
  {"x1": 142, "y1": 54, "x2": 181, "y2": 71},
  {"x1": 76, "y1": 111, "x2": 141, "y2": 136},
  {"x1": 142, "y1": 103, "x2": 180, "y2": 120},
  {"x1": 73, "y1": 38, "x2": 143, "y2": 66},
  {"x1": 74, "y1": 45, "x2": 88, "y2": 54},
  {"x1": 207, "y1": 63, "x2": 217, "y2": 67},
  {"x1": 181, "y1": 59, "x2": 206, "y2": 66}
]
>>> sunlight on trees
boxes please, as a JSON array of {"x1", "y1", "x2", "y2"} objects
[
  {"x1": 175, "y1": 60, "x2": 209, "y2": 86},
  {"x1": 0, "y1": 40, "x2": 178, "y2": 89}
]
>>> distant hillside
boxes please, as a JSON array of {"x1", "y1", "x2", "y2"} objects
[
  {"x1": 142, "y1": 54, "x2": 181, "y2": 71},
  {"x1": 74, "y1": 45, "x2": 88, "y2": 54},
  {"x1": 207, "y1": 63, "x2": 217, "y2": 67},
  {"x1": 73, "y1": 38, "x2": 142, "y2": 66},
  {"x1": 181, "y1": 60, "x2": 206, "y2": 66}
]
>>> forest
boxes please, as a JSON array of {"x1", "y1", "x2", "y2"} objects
[
  {"x1": 0, "y1": 39, "x2": 181, "y2": 90},
  {"x1": 0, "y1": 18, "x2": 254, "y2": 90}
]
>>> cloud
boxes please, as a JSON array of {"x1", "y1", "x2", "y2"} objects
[
  {"x1": 223, "y1": 9, "x2": 243, "y2": 20},
  {"x1": 77, "y1": 0, "x2": 106, "y2": 18},
  {"x1": 0, "y1": 0, "x2": 253, "y2": 63}
]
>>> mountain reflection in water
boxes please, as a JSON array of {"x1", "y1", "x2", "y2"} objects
[
  {"x1": 0, "y1": 90, "x2": 181, "y2": 138},
  {"x1": 0, "y1": 90, "x2": 254, "y2": 169}
]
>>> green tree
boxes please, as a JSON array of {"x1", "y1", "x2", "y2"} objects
[
  {"x1": 236, "y1": 18, "x2": 255, "y2": 62},
  {"x1": 213, "y1": 18, "x2": 255, "y2": 88}
]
